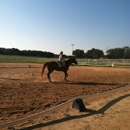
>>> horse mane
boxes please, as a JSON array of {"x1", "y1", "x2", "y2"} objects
[{"x1": 66, "y1": 57, "x2": 75, "y2": 61}]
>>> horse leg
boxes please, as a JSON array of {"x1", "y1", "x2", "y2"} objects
[
  {"x1": 64, "y1": 71, "x2": 68, "y2": 81},
  {"x1": 47, "y1": 72, "x2": 51, "y2": 82},
  {"x1": 47, "y1": 65, "x2": 54, "y2": 82}
]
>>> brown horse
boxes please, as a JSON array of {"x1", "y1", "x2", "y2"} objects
[{"x1": 41, "y1": 57, "x2": 78, "y2": 82}]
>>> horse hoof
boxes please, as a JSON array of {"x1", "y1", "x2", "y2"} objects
[{"x1": 64, "y1": 78, "x2": 69, "y2": 82}]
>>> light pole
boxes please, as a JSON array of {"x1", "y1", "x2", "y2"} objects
[
  {"x1": 71, "y1": 44, "x2": 74, "y2": 55},
  {"x1": 106, "y1": 47, "x2": 108, "y2": 56}
]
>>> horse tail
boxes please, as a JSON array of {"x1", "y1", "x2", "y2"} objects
[{"x1": 41, "y1": 62, "x2": 48, "y2": 77}]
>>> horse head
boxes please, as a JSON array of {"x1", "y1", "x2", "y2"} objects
[{"x1": 71, "y1": 57, "x2": 78, "y2": 65}]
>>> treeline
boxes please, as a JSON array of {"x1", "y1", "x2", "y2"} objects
[
  {"x1": 0, "y1": 48, "x2": 55, "y2": 58},
  {"x1": 0, "y1": 46, "x2": 130, "y2": 59},
  {"x1": 73, "y1": 46, "x2": 130, "y2": 59}
]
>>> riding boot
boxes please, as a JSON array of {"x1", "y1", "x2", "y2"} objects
[{"x1": 60, "y1": 63, "x2": 64, "y2": 70}]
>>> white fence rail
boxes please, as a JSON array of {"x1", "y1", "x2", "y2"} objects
[
  {"x1": 0, "y1": 55, "x2": 130, "y2": 67},
  {"x1": 43, "y1": 58, "x2": 130, "y2": 67},
  {"x1": 77, "y1": 59, "x2": 130, "y2": 66}
]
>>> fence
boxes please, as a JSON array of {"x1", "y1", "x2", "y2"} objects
[
  {"x1": 77, "y1": 59, "x2": 130, "y2": 67},
  {"x1": 42, "y1": 58, "x2": 130, "y2": 67},
  {"x1": 0, "y1": 55, "x2": 130, "y2": 67}
]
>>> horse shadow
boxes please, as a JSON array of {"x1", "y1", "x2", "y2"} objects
[
  {"x1": 52, "y1": 81, "x2": 124, "y2": 86},
  {"x1": 19, "y1": 94, "x2": 130, "y2": 130}
]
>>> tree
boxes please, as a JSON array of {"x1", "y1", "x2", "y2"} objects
[
  {"x1": 85, "y1": 48, "x2": 104, "y2": 59},
  {"x1": 0, "y1": 48, "x2": 6, "y2": 54},
  {"x1": 0, "y1": 48, "x2": 55, "y2": 58},
  {"x1": 106, "y1": 47, "x2": 130, "y2": 59},
  {"x1": 4, "y1": 48, "x2": 21, "y2": 55},
  {"x1": 73, "y1": 49, "x2": 85, "y2": 58},
  {"x1": 123, "y1": 46, "x2": 130, "y2": 59}
]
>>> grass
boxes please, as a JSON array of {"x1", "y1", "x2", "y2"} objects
[
  {"x1": 0, "y1": 55, "x2": 130, "y2": 68},
  {"x1": 0, "y1": 55, "x2": 47, "y2": 63}
]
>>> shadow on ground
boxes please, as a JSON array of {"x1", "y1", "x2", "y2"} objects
[
  {"x1": 19, "y1": 94, "x2": 130, "y2": 130},
  {"x1": 52, "y1": 81, "x2": 126, "y2": 86}
]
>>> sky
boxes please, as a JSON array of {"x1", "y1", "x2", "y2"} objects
[{"x1": 0, "y1": 0, "x2": 130, "y2": 55}]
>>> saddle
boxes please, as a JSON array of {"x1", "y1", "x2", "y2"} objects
[{"x1": 57, "y1": 61, "x2": 65, "y2": 68}]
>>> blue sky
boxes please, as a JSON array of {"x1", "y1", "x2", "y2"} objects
[{"x1": 0, "y1": 0, "x2": 130, "y2": 55}]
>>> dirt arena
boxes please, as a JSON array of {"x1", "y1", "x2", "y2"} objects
[{"x1": 0, "y1": 63, "x2": 130, "y2": 130}]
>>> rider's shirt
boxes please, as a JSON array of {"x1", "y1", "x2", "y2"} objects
[{"x1": 58, "y1": 54, "x2": 63, "y2": 61}]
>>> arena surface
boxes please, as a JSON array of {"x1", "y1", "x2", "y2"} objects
[{"x1": 0, "y1": 63, "x2": 130, "y2": 130}]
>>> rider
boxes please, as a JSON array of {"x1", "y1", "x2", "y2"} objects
[{"x1": 58, "y1": 51, "x2": 65, "y2": 69}]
